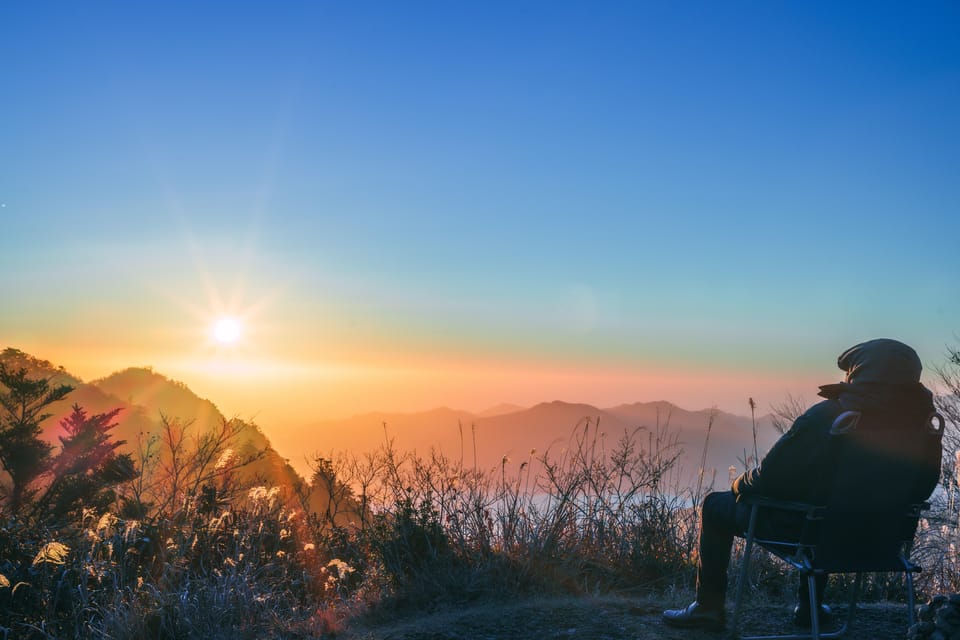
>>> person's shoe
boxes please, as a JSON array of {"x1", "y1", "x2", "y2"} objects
[
  {"x1": 662, "y1": 601, "x2": 726, "y2": 631},
  {"x1": 793, "y1": 603, "x2": 833, "y2": 628}
]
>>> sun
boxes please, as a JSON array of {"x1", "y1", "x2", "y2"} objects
[{"x1": 211, "y1": 316, "x2": 242, "y2": 345}]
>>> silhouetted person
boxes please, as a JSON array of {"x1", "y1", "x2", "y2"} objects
[{"x1": 662, "y1": 338, "x2": 942, "y2": 631}]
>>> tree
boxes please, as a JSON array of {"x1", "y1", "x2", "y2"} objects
[
  {"x1": 147, "y1": 413, "x2": 265, "y2": 521},
  {"x1": 936, "y1": 342, "x2": 960, "y2": 501},
  {"x1": 769, "y1": 393, "x2": 808, "y2": 435},
  {"x1": 306, "y1": 455, "x2": 361, "y2": 528},
  {"x1": 0, "y1": 364, "x2": 73, "y2": 514},
  {"x1": 33, "y1": 404, "x2": 137, "y2": 522}
]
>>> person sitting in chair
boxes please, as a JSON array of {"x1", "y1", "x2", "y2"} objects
[{"x1": 662, "y1": 338, "x2": 942, "y2": 631}]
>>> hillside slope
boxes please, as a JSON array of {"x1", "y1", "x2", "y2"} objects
[{"x1": 0, "y1": 348, "x2": 304, "y2": 496}]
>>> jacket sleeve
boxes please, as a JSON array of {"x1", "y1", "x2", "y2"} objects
[{"x1": 732, "y1": 402, "x2": 836, "y2": 502}]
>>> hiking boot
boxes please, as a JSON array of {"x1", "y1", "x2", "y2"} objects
[
  {"x1": 662, "y1": 601, "x2": 726, "y2": 631},
  {"x1": 794, "y1": 603, "x2": 833, "y2": 628}
]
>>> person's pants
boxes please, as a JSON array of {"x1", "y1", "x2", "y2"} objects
[{"x1": 697, "y1": 490, "x2": 826, "y2": 609}]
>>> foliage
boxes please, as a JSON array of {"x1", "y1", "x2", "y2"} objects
[
  {"x1": 910, "y1": 342, "x2": 960, "y2": 595},
  {"x1": 309, "y1": 416, "x2": 699, "y2": 609},
  {"x1": 0, "y1": 371, "x2": 137, "y2": 527},
  {"x1": 768, "y1": 393, "x2": 807, "y2": 436},
  {"x1": 117, "y1": 413, "x2": 268, "y2": 524},
  {"x1": 33, "y1": 405, "x2": 137, "y2": 525},
  {"x1": 0, "y1": 495, "x2": 336, "y2": 639},
  {"x1": 0, "y1": 364, "x2": 74, "y2": 514}
]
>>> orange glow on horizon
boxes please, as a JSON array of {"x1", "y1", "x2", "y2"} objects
[{"x1": 9, "y1": 336, "x2": 832, "y2": 419}]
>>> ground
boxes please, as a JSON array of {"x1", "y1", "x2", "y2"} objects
[{"x1": 340, "y1": 595, "x2": 916, "y2": 640}]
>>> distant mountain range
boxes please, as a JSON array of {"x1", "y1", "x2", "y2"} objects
[
  {"x1": 273, "y1": 400, "x2": 779, "y2": 489},
  {"x1": 2, "y1": 347, "x2": 780, "y2": 492}
]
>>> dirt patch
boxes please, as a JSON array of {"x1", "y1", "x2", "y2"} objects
[{"x1": 340, "y1": 595, "x2": 916, "y2": 639}]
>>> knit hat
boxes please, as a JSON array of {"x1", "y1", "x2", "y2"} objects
[{"x1": 837, "y1": 339, "x2": 922, "y2": 385}]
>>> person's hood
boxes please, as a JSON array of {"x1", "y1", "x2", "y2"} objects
[
  {"x1": 838, "y1": 338, "x2": 922, "y2": 385},
  {"x1": 817, "y1": 338, "x2": 930, "y2": 413}
]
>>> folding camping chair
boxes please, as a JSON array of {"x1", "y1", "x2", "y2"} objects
[{"x1": 730, "y1": 409, "x2": 944, "y2": 640}]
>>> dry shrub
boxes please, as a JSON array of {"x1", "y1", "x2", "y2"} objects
[{"x1": 311, "y1": 415, "x2": 705, "y2": 611}]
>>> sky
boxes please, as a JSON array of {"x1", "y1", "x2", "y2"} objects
[{"x1": 2, "y1": 2, "x2": 959, "y2": 431}]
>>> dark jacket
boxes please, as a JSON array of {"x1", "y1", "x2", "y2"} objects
[{"x1": 732, "y1": 382, "x2": 941, "y2": 506}]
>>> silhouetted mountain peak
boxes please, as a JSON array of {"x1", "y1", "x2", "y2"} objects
[
  {"x1": 606, "y1": 399, "x2": 681, "y2": 413},
  {"x1": 529, "y1": 400, "x2": 602, "y2": 413},
  {"x1": 0, "y1": 347, "x2": 83, "y2": 387},
  {"x1": 477, "y1": 403, "x2": 526, "y2": 418},
  {"x1": 94, "y1": 367, "x2": 222, "y2": 426}
]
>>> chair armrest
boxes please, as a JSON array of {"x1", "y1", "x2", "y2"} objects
[
  {"x1": 740, "y1": 494, "x2": 823, "y2": 516},
  {"x1": 740, "y1": 495, "x2": 825, "y2": 552}
]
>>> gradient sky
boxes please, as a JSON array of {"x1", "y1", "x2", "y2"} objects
[{"x1": 2, "y1": 2, "x2": 958, "y2": 430}]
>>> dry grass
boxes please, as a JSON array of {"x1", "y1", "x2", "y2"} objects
[{"x1": 1, "y1": 406, "x2": 958, "y2": 638}]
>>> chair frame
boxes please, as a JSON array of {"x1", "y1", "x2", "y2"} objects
[
  {"x1": 731, "y1": 495, "x2": 925, "y2": 640},
  {"x1": 730, "y1": 410, "x2": 943, "y2": 640}
]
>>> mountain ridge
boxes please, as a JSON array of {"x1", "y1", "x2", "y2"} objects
[{"x1": 278, "y1": 398, "x2": 778, "y2": 485}]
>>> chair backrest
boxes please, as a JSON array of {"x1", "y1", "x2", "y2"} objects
[{"x1": 810, "y1": 410, "x2": 943, "y2": 573}]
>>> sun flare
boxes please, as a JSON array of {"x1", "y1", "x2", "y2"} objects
[{"x1": 211, "y1": 316, "x2": 242, "y2": 345}]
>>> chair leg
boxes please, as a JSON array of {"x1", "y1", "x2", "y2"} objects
[
  {"x1": 906, "y1": 571, "x2": 916, "y2": 627},
  {"x1": 808, "y1": 574, "x2": 821, "y2": 640},
  {"x1": 842, "y1": 572, "x2": 862, "y2": 635},
  {"x1": 732, "y1": 504, "x2": 760, "y2": 638}
]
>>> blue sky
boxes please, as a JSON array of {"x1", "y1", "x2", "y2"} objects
[{"x1": 1, "y1": 2, "x2": 958, "y2": 422}]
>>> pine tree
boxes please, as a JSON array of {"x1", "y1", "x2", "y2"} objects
[
  {"x1": 0, "y1": 364, "x2": 73, "y2": 514},
  {"x1": 35, "y1": 404, "x2": 137, "y2": 521}
]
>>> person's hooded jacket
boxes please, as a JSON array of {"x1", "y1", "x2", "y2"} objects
[{"x1": 732, "y1": 338, "x2": 942, "y2": 505}]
